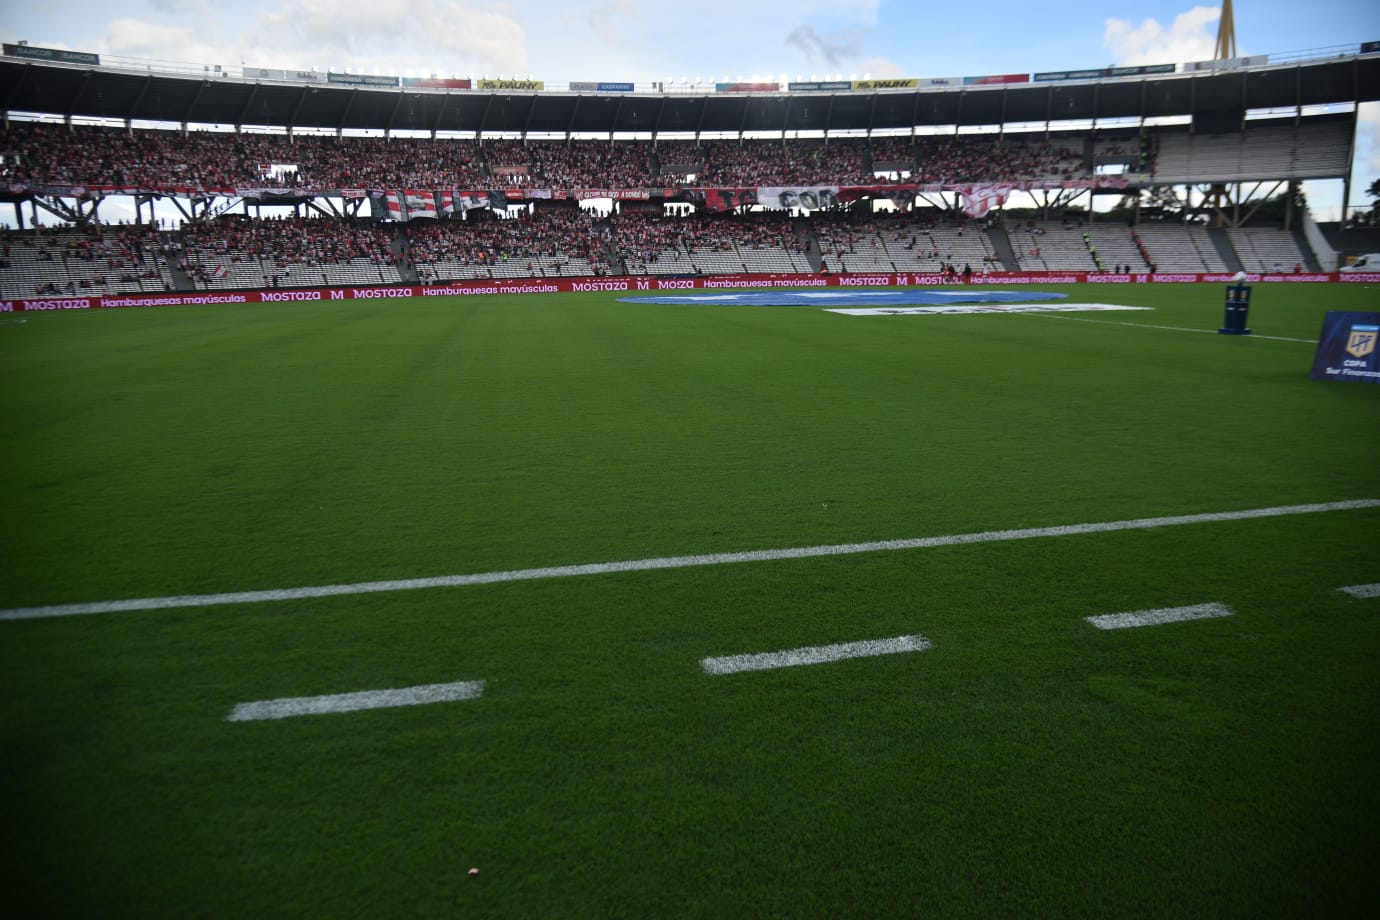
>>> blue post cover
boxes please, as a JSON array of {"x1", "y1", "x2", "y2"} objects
[
  {"x1": 1310, "y1": 311, "x2": 1380, "y2": 383},
  {"x1": 1219, "y1": 283, "x2": 1252, "y2": 334}
]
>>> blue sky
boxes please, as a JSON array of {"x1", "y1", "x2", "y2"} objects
[{"x1": 2, "y1": 1, "x2": 1378, "y2": 218}]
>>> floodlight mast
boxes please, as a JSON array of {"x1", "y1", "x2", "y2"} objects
[{"x1": 1214, "y1": 0, "x2": 1238, "y2": 60}]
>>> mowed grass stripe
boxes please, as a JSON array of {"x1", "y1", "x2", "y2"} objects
[{"x1": 2, "y1": 498, "x2": 1376, "y2": 621}]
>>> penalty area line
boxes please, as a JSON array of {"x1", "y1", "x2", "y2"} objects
[{"x1": 2, "y1": 498, "x2": 1378, "y2": 622}]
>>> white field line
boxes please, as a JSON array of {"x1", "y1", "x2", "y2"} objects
[
  {"x1": 2, "y1": 498, "x2": 1377, "y2": 622},
  {"x1": 1085, "y1": 602, "x2": 1235, "y2": 630},
  {"x1": 702, "y1": 634, "x2": 932, "y2": 675},
  {"x1": 1339, "y1": 583, "x2": 1380, "y2": 599},
  {"x1": 226, "y1": 679, "x2": 484, "y2": 722},
  {"x1": 1028, "y1": 313, "x2": 1317, "y2": 343}
]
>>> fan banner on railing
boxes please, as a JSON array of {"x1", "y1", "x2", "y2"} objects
[
  {"x1": 756, "y1": 187, "x2": 842, "y2": 211},
  {"x1": 235, "y1": 188, "x2": 311, "y2": 203},
  {"x1": 957, "y1": 184, "x2": 1013, "y2": 219},
  {"x1": 456, "y1": 190, "x2": 509, "y2": 212},
  {"x1": 3, "y1": 178, "x2": 1137, "y2": 205},
  {"x1": 403, "y1": 190, "x2": 438, "y2": 219},
  {"x1": 673, "y1": 188, "x2": 758, "y2": 212}
]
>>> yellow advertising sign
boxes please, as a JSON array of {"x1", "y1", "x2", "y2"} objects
[
  {"x1": 477, "y1": 79, "x2": 544, "y2": 91},
  {"x1": 852, "y1": 78, "x2": 919, "y2": 90}
]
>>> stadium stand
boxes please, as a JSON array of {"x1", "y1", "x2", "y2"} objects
[
  {"x1": 0, "y1": 225, "x2": 175, "y2": 297},
  {"x1": 1225, "y1": 227, "x2": 1309, "y2": 272},
  {"x1": 1132, "y1": 223, "x2": 1231, "y2": 272},
  {"x1": 613, "y1": 209, "x2": 811, "y2": 276},
  {"x1": 408, "y1": 208, "x2": 612, "y2": 282},
  {"x1": 0, "y1": 111, "x2": 1361, "y2": 290},
  {"x1": 180, "y1": 216, "x2": 401, "y2": 289},
  {"x1": 916, "y1": 135, "x2": 1088, "y2": 184},
  {"x1": 809, "y1": 211, "x2": 999, "y2": 274},
  {"x1": 1149, "y1": 117, "x2": 1353, "y2": 185},
  {"x1": 693, "y1": 139, "x2": 880, "y2": 186}
]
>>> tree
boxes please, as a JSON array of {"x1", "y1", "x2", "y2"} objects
[{"x1": 1347, "y1": 179, "x2": 1380, "y2": 228}]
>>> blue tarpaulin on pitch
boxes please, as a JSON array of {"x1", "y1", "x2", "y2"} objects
[{"x1": 618, "y1": 290, "x2": 1070, "y2": 306}]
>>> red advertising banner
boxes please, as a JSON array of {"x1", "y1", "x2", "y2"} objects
[
  {"x1": 401, "y1": 77, "x2": 472, "y2": 89},
  {"x1": 0, "y1": 272, "x2": 1357, "y2": 313},
  {"x1": 715, "y1": 82, "x2": 780, "y2": 92},
  {"x1": 963, "y1": 73, "x2": 1031, "y2": 85}
]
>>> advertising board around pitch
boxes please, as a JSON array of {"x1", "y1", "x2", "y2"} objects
[{"x1": 1310, "y1": 311, "x2": 1380, "y2": 383}]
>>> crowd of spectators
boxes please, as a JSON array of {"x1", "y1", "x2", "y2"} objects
[
  {"x1": 0, "y1": 123, "x2": 491, "y2": 191},
  {"x1": 180, "y1": 215, "x2": 396, "y2": 286},
  {"x1": 652, "y1": 142, "x2": 706, "y2": 178},
  {"x1": 4, "y1": 122, "x2": 1115, "y2": 194},
  {"x1": 915, "y1": 135, "x2": 1087, "y2": 184},
  {"x1": 405, "y1": 207, "x2": 612, "y2": 276},
  {"x1": 612, "y1": 208, "x2": 804, "y2": 270},
  {"x1": 868, "y1": 138, "x2": 918, "y2": 171},
  {"x1": 696, "y1": 139, "x2": 881, "y2": 186},
  {"x1": 1, "y1": 223, "x2": 173, "y2": 294},
  {"x1": 532, "y1": 142, "x2": 652, "y2": 189}
]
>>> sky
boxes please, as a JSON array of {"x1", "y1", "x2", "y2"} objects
[{"x1": 2, "y1": 0, "x2": 1379, "y2": 221}]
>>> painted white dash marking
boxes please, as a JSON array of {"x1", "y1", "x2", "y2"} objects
[
  {"x1": 1085, "y1": 603, "x2": 1235, "y2": 631},
  {"x1": 226, "y1": 679, "x2": 484, "y2": 722},
  {"x1": 3, "y1": 498, "x2": 1377, "y2": 622},
  {"x1": 701, "y1": 634, "x2": 932, "y2": 675},
  {"x1": 1339, "y1": 583, "x2": 1380, "y2": 599}
]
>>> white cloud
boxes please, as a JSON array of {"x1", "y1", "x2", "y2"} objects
[
  {"x1": 103, "y1": 19, "x2": 229, "y2": 66},
  {"x1": 860, "y1": 57, "x2": 905, "y2": 79},
  {"x1": 1103, "y1": 5, "x2": 1221, "y2": 67},
  {"x1": 1358, "y1": 101, "x2": 1380, "y2": 177},
  {"x1": 581, "y1": 0, "x2": 636, "y2": 41},
  {"x1": 150, "y1": 0, "x2": 212, "y2": 12},
  {"x1": 253, "y1": 0, "x2": 530, "y2": 75}
]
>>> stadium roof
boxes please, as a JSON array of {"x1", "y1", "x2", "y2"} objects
[{"x1": 2, "y1": 55, "x2": 1377, "y2": 135}]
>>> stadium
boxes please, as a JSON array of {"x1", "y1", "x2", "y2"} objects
[{"x1": 2, "y1": 15, "x2": 1379, "y2": 917}]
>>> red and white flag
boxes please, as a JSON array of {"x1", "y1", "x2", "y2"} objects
[
  {"x1": 959, "y1": 184, "x2": 1012, "y2": 219},
  {"x1": 212, "y1": 264, "x2": 228, "y2": 279},
  {"x1": 404, "y1": 189, "x2": 438, "y2": 219}
]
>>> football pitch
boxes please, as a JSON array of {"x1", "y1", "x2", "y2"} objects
[{"x1": 2, "y1": 282, "x2": 1378, "y2": 916}]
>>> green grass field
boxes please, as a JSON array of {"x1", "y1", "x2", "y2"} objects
[{"x1": 3, "y1": 282, "x2": 1379, "y2": 917}]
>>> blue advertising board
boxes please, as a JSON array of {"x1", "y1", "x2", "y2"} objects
[{"x1": 1310, "y1": 311, "x2": 1380, "y2": 383}]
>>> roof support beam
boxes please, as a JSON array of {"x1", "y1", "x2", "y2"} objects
[
  {"x1": 430, "y1": 90, "x2": 452, "y2": 136},
  {"x1": 337, "y1": 88, "x2": 358, "y2": 132},
  {"x1": 237, "y1": 84, "x2": 261, "y2": 129},
  {"x1": 566, "y1": 95, "x2": 581, "y2": 135},
  {"x1": 478, "y1": 92, "x2": 495, "y2": 136},
  {"x1": 181, "y1": 80, "x2": 210, "y2": 126},
  {"x1": 385, "y1": 92, "x2": 406, "y2": 134},
  {"x1": 128, "y1": 74, "x2": 154, "y2": 122},
  {"x1": 288, "y1": 86, "x2": 310, "y2": 132}
]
